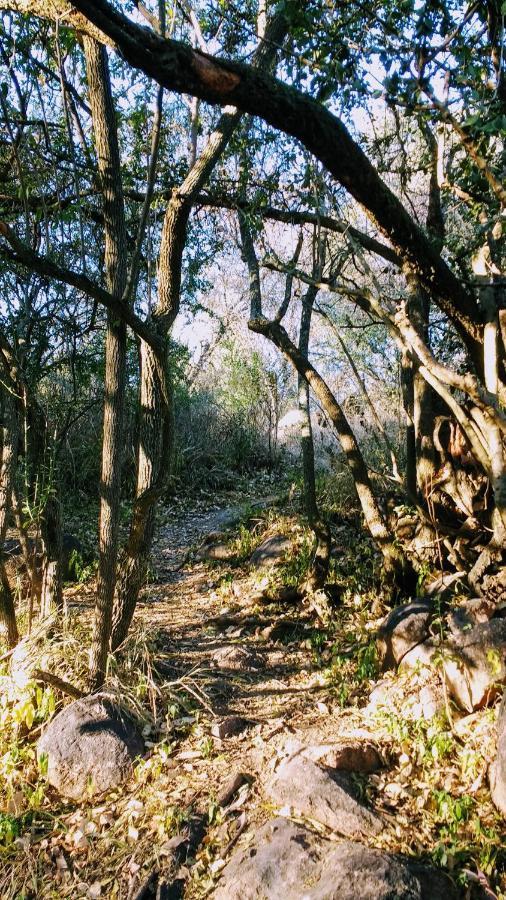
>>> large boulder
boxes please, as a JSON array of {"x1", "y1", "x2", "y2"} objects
[
  {"x1": 377, "y1": 602, "x2": 432, "y2": 669},
  {"x1": 37, "y1": 694, "x2": 144, "y2": 800},
  {"x1": 398, "y1": 639, "x2": 438, "y2": 674},
  {"x1": 489, "y1": 693, "x2": 506, "y2": 816},
  {"x1": 446, "y1": 597, "x2": 496, "y2": 635},
  {"x1": 214, "y1": 818, "x2": 456, "y2": 900},
  {"x1": 266, "y1": 754, "x2": 382, "y2": 838},
  {"x1": 443, "y1": 619, "x2": 506, "y2": 712},
  {"x1": 250, "y1": 534, "x2": 291, "y2": 569}
]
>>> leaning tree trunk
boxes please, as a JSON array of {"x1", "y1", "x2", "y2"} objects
[
  {"x1": 237, "y1": 201, "x2": 416, "y2": 595},
  {"x1": 83, "y1": 36, "x2": 128, "y2": 688},
  {"x1": 250, "y1": 317, "x2": 417, "y2": 594},
  {"x1": 0, "y1": 393, "x2": 19, "y2": 647},
  {"x1": 298, "y1": 284, "x2": 331, "y2": 591}
]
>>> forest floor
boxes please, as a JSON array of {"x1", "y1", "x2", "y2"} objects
[{"x1": 1, "y1": 477, "x2": 505, "y2": 899}]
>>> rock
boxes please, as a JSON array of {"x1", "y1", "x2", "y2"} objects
[
  {"x1": 250, "y1": 534, "x2": 291, "y2": 569},
  {"x1": 377, "y1": 601, "x2": 432, "y2": 669},
  {"x1": 196, "y1": 540, "x2": 236, "y2": 562},
  {"x1": 37, "y1": 695, "x2": 144, "y2": 800},
  {"x1": 217, "y1": 772, "x2": 250, "y2": 807},
  {"x1": 211, "y1": 645, "x2": 263, "y2": 672},
  {"x1": 267, "y1": 754, "x2": 382, "y2": 838},
  {"x1": 398, "y1": 639, "x2": 438, "y2": 673},
  {"x1": 301, "y1": 740, "x2": 383, "y2": 773},
  {"x1": 489, "y1": 693, "x2": 506, "y2": 816},
  {"x1": 214, "y1": 818, "x2": 456, "y2": 900},
  {"x1": 444, "y1": 619, "x2": 506, "y2": 712},
  {"x1": 211, "y1": 716, "x2": 251, "y2": 739},
  {"x1": 446, "y1": 597, "x2": 496, "y2": 635},
  {"x1": 367, "y1": 674, "x2": 444, "y2": 722}
]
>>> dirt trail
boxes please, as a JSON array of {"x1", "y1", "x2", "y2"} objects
[
  {"x1": 138, "y1": 494, "x2": 329, "y2": 727},
  {"x1": 127, "y1": 493, "x2": 382, "y2": 895}
]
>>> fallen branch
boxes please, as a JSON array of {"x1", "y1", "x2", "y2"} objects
[{"x1": 33, "y1": 668, "x2": 85, "y2": 699}]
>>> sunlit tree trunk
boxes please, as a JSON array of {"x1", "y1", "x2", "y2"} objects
[
  {"x1": 111, "y1": 8, "x2": 288, "y2": 647},
  {"x1": 39, "y1": 494, "x2": 63, "y2": 620},
  {"x1": 83, "y1": 36, "x2": 128, "y2": 688},
  {"x1": 252, "y1": 315, "x2": 416, "y2": 593},
  {"x1": 0, "y1": 393, "x2": 19, "y2": 647}
]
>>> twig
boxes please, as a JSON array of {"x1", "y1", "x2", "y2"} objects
[{"x1": 33, "y1": 668, "x2": 85, "y2": 699}]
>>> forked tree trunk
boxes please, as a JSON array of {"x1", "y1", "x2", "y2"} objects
[
  {"x1": 110, "y1": 7, "x2": 288, "y2": 647},
  {"x1": 83, "y1": 36, "x2": 128, "y2": 688}
]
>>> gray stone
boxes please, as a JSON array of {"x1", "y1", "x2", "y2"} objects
[
  {"x1": 398, "y1": 639, "x2": 438, "y2": 673},
  {"x1": 37, "y1": 695, "x2": 144, "y2": 800},
  {"x1": 196, "y1": 540, "x2": 236, "y2": 562},
  {"x1": 489, "y1": 692, "x2": 506, "y2": 817},
  {"x1": 301, "y1": 741, "x2": 383, "y2": 773},
  {"x1": 444, "y1": 619, "x2": 506, "y2": 712},
  {"x1": 446, "y1": 597, "x2": 496, "y2": 636},
  {"x1": 211, "y1": 716, "x2": 250, "y2": 739},
  {"x1": 250, "y1": 534, "x2": 291, "y2": 569},
  {"x1": 377, "y1": 602, "x2": 432, "y2": 669},
  {"x1": 214, "y1": 818, "x2": 456, "y2": 900},
  {"x1": 267, "y1": 754, "x2": 382, "y2": 838},
  {"x1": 211, "y1": 645, "x2": 263, "y2": 672}
]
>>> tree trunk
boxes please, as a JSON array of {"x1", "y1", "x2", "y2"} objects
[
  {"x1": 39, "y1": 494, "x2": 63, "y2": 619},
  {"x1": 0, "y1": 394, "x2": 19, "y2": 647},
  {"x1": 110, "y1": 6, "x2": 289, "y2": 648},
  {"x1": 251, "y1": 317, "x2": 417, "y2": 594},
  {"x1": 400, "y1": 349, "x2": 417, "y2": 498},
  {"x1": 298, "y1": 285, "x2": 331, "y2": 591},
  {"x1": 83, "y1": 36, "x2": 128, "y2": 688},
  {"x1": 111, "y1": 342, "x2": 170, "y2": 650}
]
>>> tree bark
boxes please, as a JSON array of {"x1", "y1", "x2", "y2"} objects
[
  {"x1": 110, "y1": 7, "x2": 288, "y2": 648},
  {"x1": 0, "y1": 393, "x2": 19, "y2": 647},
  {"x1": 62, "y1": 0, "x2": 483, "y2": 365},
  {"x1": 298, "y1": 285, "x2": 331, "y2": 591},
  {"x1": 400, "y1": 349, "x2": 417, "y2": 498},
  {"x1": 39, "y1": 494, "x2": 63, "y2": 620},
  {"x1": 83, "y1": 36, "x2": 128, "y2": 688}
]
